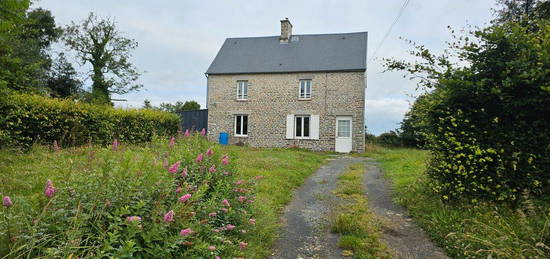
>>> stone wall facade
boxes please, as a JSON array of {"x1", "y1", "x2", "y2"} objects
[{"x1": 206, "y1": 71, "x2": 366, "y2": 152}]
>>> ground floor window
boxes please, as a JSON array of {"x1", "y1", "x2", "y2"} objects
[
  {"x1": 295, "y1": 115, "x2": 310, "y2": 138},
  {"x1": 235, "y1": 115, "x2": 248, "y2": 136}
]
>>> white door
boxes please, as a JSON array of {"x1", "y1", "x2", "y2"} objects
[{"x1": 335, "y1": 116, "x2": 353, "y2": 153}]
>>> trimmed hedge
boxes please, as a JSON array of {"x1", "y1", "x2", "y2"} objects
[{"x1": 0, "y1": 93, "x2": 180, "y2": 149}]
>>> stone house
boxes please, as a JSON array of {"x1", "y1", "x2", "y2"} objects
[{"x1": 205, "y1": 19, "x2": 367, "y2": 152}]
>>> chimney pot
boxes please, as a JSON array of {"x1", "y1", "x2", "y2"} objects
[{"x1": 280, "y1": 18, "x2": 292, "y2": 43}]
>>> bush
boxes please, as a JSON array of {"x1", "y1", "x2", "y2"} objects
[
  {"x1": 0, "y1": 136, "x2": 258, "y2": 258},
  {"x1": 0, "y1": 92, "x2": 179, "y2": 149},
  {"x1": 375, "y1": 131, "x2": 402, "y2": 147}
]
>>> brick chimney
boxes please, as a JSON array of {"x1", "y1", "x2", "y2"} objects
[{"x1": 280, "y1": 18, "x2": 292, "y2": 43}]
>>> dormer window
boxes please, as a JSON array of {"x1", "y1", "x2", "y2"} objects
[
  {"x1": 237, "y1": 80, "x2": 248, "y2": 100},
  {"x1": 299, "y1": 79, "x2": 311, "y2": 99}
]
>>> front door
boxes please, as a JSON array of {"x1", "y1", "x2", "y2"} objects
[{"x1": 335, "y1": 116, "x2": 352, "y2": 153}]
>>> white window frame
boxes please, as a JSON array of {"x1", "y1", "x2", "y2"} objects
[
  {"x1": 294, "y1": 115, "x2": 311, "y2": 139},
  {"x1": 236, "y1": 80, "x2": 248, "y2": 100},
  {"x1": 299, "y1": 79, "x2": 312, "y2": 99},
  {"x1": 234, "y1": 114, "x2": 248, "y2": 137}
]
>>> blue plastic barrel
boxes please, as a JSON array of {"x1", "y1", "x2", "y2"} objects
[{"x1": 219, "y1": 132, "x2": 229, "y2": 145}]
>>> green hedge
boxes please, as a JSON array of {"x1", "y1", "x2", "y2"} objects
[{"x1": 0, "y1": 93, "x2": 180, "y2": 149}]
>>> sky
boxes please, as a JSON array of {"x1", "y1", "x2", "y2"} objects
[{"x1": 36, "y1": 0, "x2": 497, "y2": 135}]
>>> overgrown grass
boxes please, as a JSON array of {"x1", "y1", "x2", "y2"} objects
[
  {"x1": 221, "y1": 145, "x2": 328, "y2": 258},
  {"x1": 0, "y1": 137, "x2": 327, "y2": 258},
  {"x1": 331, "y1": 163, "x2": 392, "y2": 259},
  {"x1": 363, "y1": 147, "x2": 550, "y2": 258}
]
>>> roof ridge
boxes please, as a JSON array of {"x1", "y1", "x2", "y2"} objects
[{"x1": 226, "y1": 31, "x2": 367, "y2": 40}]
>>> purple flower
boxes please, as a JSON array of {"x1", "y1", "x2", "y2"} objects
[
  {"x1": 184, "y1": 129, "x2": 190, "y2": 137},
  {"x1": 169, "y1": 136, "x2": 176, "y2": 148},
  {"x1": 222, "y1": 199, "x2": 230, "y2": 207},
  {"x1": 182, "y1": 166, "x2": 188, "y2": 177},
  {"x1": 249, "y1": 218, "x2": 256, "y2": 225},
  {"x1": 200, "y1": 128, "x2": 206, "y2": 136},
  {"x1": 180, "y1": 228, "x2": 193, "y2": 236},
  {"x1": 175, "y1": 186, "x2": 182, "y2": 193},
  {"x1": 44, "y1": 179, "x2": 56, "y2": 198},
  {"x1": 221, "y1": 155, "x2": 229, "y2": 165},
  {"x1": 127, "y1": 216, "x2": 142, "y2": 222},
  {"x1": 206, "y1": 148, "x2": 213, "y2": 157},
  {"x1": 239, "y1": 241, "x2": 248, "y2": 250},
  {"x1": 168, "y1": 161, "x2": 180, "y2": 173},
  {"x1": 3, "y1": 196, "x2": 13, "y2": 208},
  {"x1": 112, "y1": 139, "x2": 119, "y2": 151},
  {"x1": 225, "y1": 224, "x2": 235, "y2": 230},
  {"x1": 208, "y1": 212, "x2": 217, "y2": 217},
  {"x1": 208, "y1": 165, "x2": 217, "y2": 173},
  {"x1": 195, "y1": 153, "x2": 204, "y2": 163},
  {"x1": 235, "y1": 180, "x2": 245, "y2": 185},
  {"x1": 164, "y1": 210, "x2": 174, "y2": 223},
  {"x1": 179, "y1": 194, "x2": 192, "y2": 203},
  {"x1": 238, "y1": 196, "x2": 246, "y2": 203}
]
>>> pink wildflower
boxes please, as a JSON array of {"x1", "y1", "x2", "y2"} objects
[
  {"x1": 209, "y1": 165, "x2": 217, "y2": 173},
  {"x1": 208, "y1": 245, "x2": 216, "y2": 251},
  {"x1": 221, "y1": 155, "x2": 229, "y2": 165},
  {"x1": 164, "y1": 210, "x2": 174, "y2": 223},
  {"x1": 249, "y1": 218, "x2": 256, "y2": 225},
  {"x1": 169, "y1": 136, "x2": 176, "y2": 148},
  {"x1": 195, "y1": 153, "x2": 204, "y2": 163},
  {"x1": 175, "y1": 186, "x2": 182, "y2": 193},
  {"x1": 182, "y1": 166, "x2": 188, "y2": 177},
  {"x1": 184, "y1": 129, "x2": 190, "y2": 137},
  {"x1": 44, "y1": 179, "x2": 56, "y2": 198},
  {"x1": 239, "y1": 241, "x2": 248, "y2": 250},
  {"x1": 235, "y1": 180, "x2": 245, "y2": 185},
  {"x1": 127, "y1": 216, "x2": 142, "y2": 222},
  {"x1": 222, "y1": 199, "x2": 230, "y2": 207},
  {"x1": 53, "y1": 140, "x2": 61, "y2": 152},
  {"x1": 212, "y1": 228, "x2": 220, "y2": 233},
  {"x1": 180, "y1": 228, "x2": 193, "y2": 236},
  {"x1": 223, "y1": 171, "x2": 230, "y2": 176},
  {"x1": 220, "y1": 208, "x2": 228, "y2": 213},
  {"x1": 255, "y1": 175, "x2": 264, "y2": 180},
  {"x1": 168, "y1": 161, "x2": 180, "y2": 173},
  {"x1": 206, "y1": 148, "x2": 214, "y2": 156},
  {"x1": 112, "y1": 139, "x2": 119, "y2": 151},
  {"x1": 3, "y1": 196, "x2": 13, "y2": 208},
  {"x1": 215, "y1": 256, "x2": 221, "y2": 259},
  {"x1": 200, "y1": 128, "x2": 206, "y2": 136},
  {"x1": 238, "y1": 196, "x2": 246, "y2": 203},
  {"x1": 225, "y1": 224, "x2": 235, "y2": 230},
  {"x1": 179, "y1": 194, "x2": 192, "y2": 203},
  {"x1": 208, "y1": 212, "x2": 217, "y2": 217}
]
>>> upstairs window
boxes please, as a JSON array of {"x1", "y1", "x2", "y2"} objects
[
  {"x1": 237, "y1": 80, "x2": 248, "y2": 100},
  {"x1": 295, "y1": 115, "x2": 310, "y2": 138},
  {"x1": 299, "y1": 79, "x2": 312, "y2": 99},
  {"x1": 235, "y1": 115, "x2": 248, "y2": 136}
]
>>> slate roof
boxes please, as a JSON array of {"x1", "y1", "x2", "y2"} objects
[{"x1": 206, "y1": 32, "x2": 368, "y2": 75}]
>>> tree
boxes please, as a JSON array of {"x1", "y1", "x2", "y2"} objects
[
  {"x1": 159, "y1": 100, "x2": 200, "y2": 113},
  {"x1": 63, "y1": 13, "x2": 141, "y2": 105},
  {"x1": 142, "y1": 99, "x2": 153, "y2": 109},
  {"x1": 398, "y1": 92, "x2": 436, "y2": 148},
  {"x1": 493, "y1": 0, "x2": 550, "y2": 24},
  {"x1": 46, "y1": 53, "x2": 82, "y2": 98},
  {"x1": 384, "y1": 19, "x2": 549, "y2": 203}
]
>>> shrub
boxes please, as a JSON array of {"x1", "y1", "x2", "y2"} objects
[
  {"x1": 0, "y1": 136, "x2": 259, "y2": 258},
  {"x1": 385, "y1": 19, "x2": 550, "y2": 203},
  {"x1": 375, "y1": 131, "x2": 402, "y2": 147},
  {"x1": 0, "y1": 92, "x2": 179, "y2": 149}
]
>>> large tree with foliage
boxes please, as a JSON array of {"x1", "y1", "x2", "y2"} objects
[
  {"x1": 46, "y1": 53, "x2": 83, "y2": 98},
  {"x1": 143, "y1": 100, "x2": 201, "y2": 114},
  {"x1": 385, "y1": 15, "x2": 549, "y2": 203},
  {"x1": 63, "y1": 13, "x2": 141, "y2": 104}
]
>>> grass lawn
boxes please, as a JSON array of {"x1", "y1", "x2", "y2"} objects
[
  {"x1": 363, "y1": 145, "x2": 549, "y2": 258},
  {"x1": 331, "y1": 162, "x2": 392, "y2": 259},
  {"x1": 0, "y1": 137, "x2": 327, "y2": 258}
]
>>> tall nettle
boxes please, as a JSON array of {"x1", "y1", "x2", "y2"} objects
[
  {"x1": 3, "y1": 196, "x2": 13, "y2": 208},
  {"x1": 44, "y1": 179, "x2": 56, "y2": 198},
  {"x1": 200, "y1": 128, "x2": 206, "y2": 136},
  {"x1": 169, "y1": 136, "x2": 176, "y2": 148}
]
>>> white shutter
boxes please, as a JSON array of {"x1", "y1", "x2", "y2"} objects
[
  {"x1": 286, "y1": 115, "x2": 294, "y2": 139},
  {"x1": 311, "y1": 115, "x2": 320, "y2": 140}
]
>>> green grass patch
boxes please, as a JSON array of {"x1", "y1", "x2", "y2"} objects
[
  {"x1": 0, "y1": 137, "x2": 327, "y2": 258},
  {"x1": 331, "y1": 162, "x2": 392, "y2": 259},
  {"x1": 365, "y1": 146, "x2": 550, "y2": 258}
]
